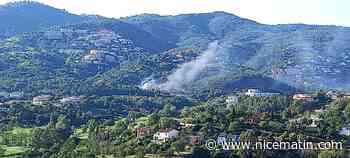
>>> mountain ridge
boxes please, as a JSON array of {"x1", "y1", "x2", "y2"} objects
[{"x1": 1, "y1": 2, "x2": 350, "y2": 98}]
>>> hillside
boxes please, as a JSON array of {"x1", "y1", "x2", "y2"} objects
[
  {"x1": 123, "y1": 13, "x2": 350, "y2": 91},
  {"x1": 0, "y1": 1, "x2": 87, "y2": 38},
  {"x1": 0, "y1": 2, "x2": 350, "y2": 99}
]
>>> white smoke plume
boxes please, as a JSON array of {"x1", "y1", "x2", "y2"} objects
[{"x1": 141, "y1": 41, "x2": 222, "y2": 92}]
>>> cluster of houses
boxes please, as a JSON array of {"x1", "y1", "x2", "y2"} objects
[
  {"x1": 224, "y1": 89, "x2": 350, "y2": 137},
  {"x1": 226, "y1": 89, "x2": 350, "y2": 105},
  {"x1": 32, "y1": 95, "x2": 83, "y2": 106},
  {"x1": 83, "y1": 49, "x2": 118, "y2": 64},
  {"x1": 293, "y1": 90, "x2": 350, "y2": 102}
]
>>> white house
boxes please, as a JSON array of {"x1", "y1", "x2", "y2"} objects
[
  {"x1": 226, "y1": 96, "x2": 239, "y2": 109},
  {"x1": 153, "y1": 129, "x2": 179, "y2": 143},
  {"x1": 33, "y1": 95, "x2": 53, "y2": 105},
  {"x1": 226, "y1": 96, "x2": 239, "y2": 105},
  {"x1": 245, "y1": 89, "x2": 280, "y2": 97},
  {"x1": 60, "y1": 96, "x2": 82, "y2": 104}
]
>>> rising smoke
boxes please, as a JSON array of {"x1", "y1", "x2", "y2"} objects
[{"x1": 141, "y1": 41, "x2": 222, "y2": 92}]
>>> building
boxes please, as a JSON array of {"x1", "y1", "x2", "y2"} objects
[
  {"x1": 343, "y1": 93, "x2": 350, "y2": 99},
  {"x1": 180, "y1": 122, "x2": 195, "y2": 129},
  {"x1": 326, "y1": 91, "x2": 340, "y2": 100},
  {"x1": 136, "y1": 127, "x2": 152, "y2": 139},
  {"x1": 226, "y1": 96, "x2": 239, "y2": 109},
  {"x1": 244, "y1": 113, "x2": 265, "y2": 126},
  {"x1": 33, "y1": 95, "x2": 53, "y2": 105},
  {"x1": 293, "y1": 94, "x2": 313, "y2": 101},
  {"x1": 153, "y1": 129, "x2": 179, "y2": 143},
  {"x1": 60, "y1": 96, "x2": 83, "y2": 104},
  {"x1": 245, "y1": 89, "x2": 280, "y2": 97}
]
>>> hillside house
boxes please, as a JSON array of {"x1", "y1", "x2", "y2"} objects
[
  {"x1": 245, "y1": 89, "x2": 280, "y2": 97},
  {"x1": 136, "y1": 127, "x2": 152, "y2": 139},
  {"x1": 293, "y1": 94, "x2": 313, "y2": 101},
  {"x1": 33, "y1": 95, "x2": 53, "y2": 105},
  {"x1": 326, "y1": 91, "x2": 341, "y2": 100},
  {"x1": 60, "y1": 96, "x2": 83, "y2": 105},
  {"x1": 153, "y1": 129, "x2": 179, "y2": 143},
  {"x1": 180, "y1": 122, "x2": 195, "y2": 129},
  {"x1": 226, "y1": 96, "x2": 239, "y2": 109},
  {"x1": 244, "y1": 113, "x2": 265, "y2": 126},
  {"x1": 343, "y1": 93, "x2": 350, "y2": 99}
]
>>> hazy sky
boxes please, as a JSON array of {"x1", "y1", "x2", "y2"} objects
[{"x1": 1, "y1": 0, "x2": 349, "y2": 27}]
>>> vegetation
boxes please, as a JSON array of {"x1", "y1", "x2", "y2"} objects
[{"x1": 0, "y1": 2, "x2": 350, "y2": 158}]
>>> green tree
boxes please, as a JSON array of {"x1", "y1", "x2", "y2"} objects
[
  {"x1": 171, "y1": 140, "x2": 185, "y2": 154},
  {"x1": 318, "y1": 150, "x2": 346, "y2": 158},
  {"x1": 159, "y1": 117, "x2": 176, "y2": 129},
  {"x1": 147, "y1": 113, "x2": 160, "y2": 126},
  {"x1": 345, "y1": 102, "x2": 350, "y2": 121},
  {"x1": 56, "y1": 115, "x2": 70, "y2": 129},
  {"x1": 161, "y1": 103, "x2": 176, "y2": 116},
  {"x1": 228, "y1": 121, "x2": 239, "y2": 133},
  {"x1": 136, "y1": 146, "x2": 145, "y2": 158},
  {"x1": 190, "y1": 147, "x2": 211, "y2": 158}
]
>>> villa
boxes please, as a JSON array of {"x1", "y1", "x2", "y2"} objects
[
  {"x1": 153, "y1": 128, "x2": 179, "y2": 143},
  {"x1": 245, "y1": 89, "x2": 280, "y2": 97},
  {"x1": 136, "y1": 127, "x2": 152, "y2": 139},
  {"x1": 293, "y1": 94, "x2": 313, "y2": 101},
  {"x1": 60, "y1": 96, "x2": 83, "y2": 104},
  {"x1": 33, "y1": 95, "x2": 53, "y2": 105}
]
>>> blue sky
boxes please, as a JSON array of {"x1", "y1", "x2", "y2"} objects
[{"x1": 1, "y1": 0, "x2": 349, "y2": 27}]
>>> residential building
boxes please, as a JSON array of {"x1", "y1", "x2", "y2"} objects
[
  {"x1": 33, "y1": 95, "x2": 53, "y2": 105},
  {"x1": 136, "y1": 127, "x2": 152, "y2": 139},
  {"x1": 293, "y1": 94, "x2": 313, "y2": 101},
  {"x1": 153, "y1": 129, "x2": 179, "y2": 143},
  {"x1": 245, "y1": 113, "x2": 265, "y2": 126},
  {"x1": 326, "y1": 91, "x2": 340, "y2": 100},
  {"x1": 343, "y1": 93, "x2": 350, "y2": 99},
  {"x1": 180, "y1": 122, "x2": 195, "y2": 129},
  {"x1": 60, "y1": 96, "x2": 83, "y2": 104},
  {"x1": 245, "y1": 89, "x2": 280, "y2": 97},
  {"x1": 226, "y1": 96, "x2": 239, "y2": 109}
]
